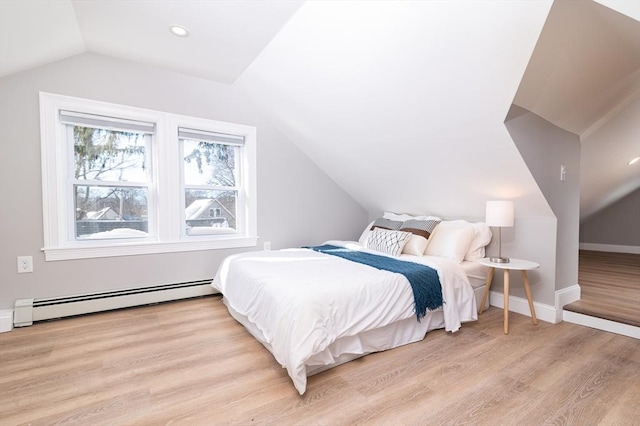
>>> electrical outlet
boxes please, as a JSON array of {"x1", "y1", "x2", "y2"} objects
[
  {"x1": 17, "y1": 256, "x2": 33, "y2": 273},
  {"x1": 264, "y1": 241, "x2": 271, "y2": 251}
]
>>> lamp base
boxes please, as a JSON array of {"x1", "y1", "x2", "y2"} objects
[{"x1": 490, "y1": 256, "x2": 510, "y2": 263}]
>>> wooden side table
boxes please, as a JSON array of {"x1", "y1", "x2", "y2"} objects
[{"x1": 477, "y1": 257, "x2": 539, "y2": 334}]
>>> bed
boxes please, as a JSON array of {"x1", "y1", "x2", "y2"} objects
[{"x1": 212, "y1": 214, "x2": 492, "y2": 395}]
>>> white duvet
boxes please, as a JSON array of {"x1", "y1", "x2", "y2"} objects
[{"x1": 212, "y1": 241, "x2": 477, "y2": 394}]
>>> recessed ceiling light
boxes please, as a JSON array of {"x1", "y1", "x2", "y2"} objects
[
  {"x1": 170, "y1": 25, "x2": 189, "y2": 38},
  {"x1": 628, "y1": 156, "x2": 640, "y2": 166}
]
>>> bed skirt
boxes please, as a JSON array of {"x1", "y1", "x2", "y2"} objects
[{"x1": 222, "y1": 297, "x2": 446, "y2": 378}]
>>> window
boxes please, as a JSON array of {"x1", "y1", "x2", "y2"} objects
[
  {"x1": 40, "y1": 92, "x2": 257, "y2": 261},
  {"x1": 61, "y1": 111, "x2": 154, "y2": 241},
  {"x1": 180, "y1": 128, "x2": 242, "y2": 236}
]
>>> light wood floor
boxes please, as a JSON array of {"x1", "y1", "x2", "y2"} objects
[
  {"x1": 564, "y1": 250, "x2": 640, "y2": 327},
  {"x1": 1, "y1": 297, "x2": 639, "y2": 425}
]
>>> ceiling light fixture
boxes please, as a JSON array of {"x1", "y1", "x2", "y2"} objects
[
  {"x1": 628, "y1": 157, "x2": 640, "y2": 166},
  {"x1": 169, "y1": 25, "x2": 189, "y2": 38}
]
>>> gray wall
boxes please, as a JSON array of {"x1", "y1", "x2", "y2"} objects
[
  {"x1": 505, "y1": 105, "x2": 581, "y2": 293},
  {"x1": 580, "y1": 188, "x2": 640, "y2": 247},
  {"x1": 0, "y1": 53, "x2": 367, "y2": 310}
]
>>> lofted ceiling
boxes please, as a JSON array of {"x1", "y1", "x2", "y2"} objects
[
  {"x1": 0, "y1": 0, "x2": 638, "y2": 221},
  {"x1": 514, "y1": 0, "x2": 639, "y2": 137},
  {"x1": 0, "y1": 0, "x2": 303, "y2": 83}
]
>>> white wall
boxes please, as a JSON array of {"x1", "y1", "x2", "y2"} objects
[
  {"x1": 0, "y1": 53, "x2": 367, "y2": 310},
  {"x1": 505, "y1": 106, "x2": 581, "y2": 297}
]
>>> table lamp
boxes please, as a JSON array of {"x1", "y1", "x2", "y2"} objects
[{"x1": 486, "y1": 200, "x2": 514, "y2": 263}]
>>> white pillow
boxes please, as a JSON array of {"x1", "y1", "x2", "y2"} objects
[
  {"x1": 424, "y1": 221, "x2": 475, "y2": 263},
  {"x1": 465, "y1": 222, "x2": 492, "y2": 261},
  {"x1": 383, "y1": 211, "x2": 417, "y2": 221},
  {"x1": 383, "y1": 211, "x2": 438, "y2": 222},
  {"x1": 366, "y1": 228, "x2": 412, "y2": 257},
  {"x1": 358, "y1": 220, "x2": 375, "y2": 245},
  {"x1": 402, "y1": 235, "x2": 429, "y2": 256}
]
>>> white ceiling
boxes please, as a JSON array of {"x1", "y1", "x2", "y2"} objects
[
  {"x1": 514, "y1": 0, "x2": 639, "y2": 137},
  {"x1": 0, "y1": 0, "x2": 85, "y2": 77},
  {"x1": 0, "y1": 0, "x2": 638, "y2": 221},
  {"x1": 0, "y1": 0, "x2": 303, "y2": 83}
]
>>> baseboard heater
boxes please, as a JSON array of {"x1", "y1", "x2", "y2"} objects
[{"x1": 14, "y1": 280, "x2": 216, "y2": 327}]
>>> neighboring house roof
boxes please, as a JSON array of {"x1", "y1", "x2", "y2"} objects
[
  {"x1": 185, "y1": 199, "x2": 215, "y2": 220},
  {"x1": 85, "y1": 207, "x2": 119, "y2": 220},
  {"x1": 185, "y1": 198, "x2": 236, "y2": 220}
]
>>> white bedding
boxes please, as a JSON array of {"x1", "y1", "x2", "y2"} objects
[
  {"x1": 212, "y1": 240, "x2": 478, "y2": 394},
  {"x1": 460, "y1": 260, "x2": 491, "y2": 289}
]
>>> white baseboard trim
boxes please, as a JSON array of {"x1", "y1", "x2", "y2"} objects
[
  {"x1": 555, "y1": 284, "x2": 581, "y2": 322},
  {"x1": 562, "y1": 310, "x2": 640, "y2": 339},
  {"x1": 0, "y1": 309, "x2": 13, "y2": 333},
  {"x1": 487, "y1": 286, "x2": 639, "y2": 339},
  {"x1": 489, "y1": 291, "x2": 558, "y2": 324},
  {"x1": 579, "y1": 243, "x2": 640, "y2": 254}
]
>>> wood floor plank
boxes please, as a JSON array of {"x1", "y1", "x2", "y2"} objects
[
  {"x1": 564, "y1": 250, "x2": 640, "y2": 326},
  {"x1": 523, "y1": 356, "x2": 639, "y2": 425},
  {"x1": 1, "y1": 296, "x2": 639, "y2": 425}
]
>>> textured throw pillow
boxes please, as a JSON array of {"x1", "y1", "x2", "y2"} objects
[
  {"x1": 400, "y1": 218, "x2": 442, "y2": 255},
  {"x1": 366, "y1": 228, "x2": 412, "y2": 257},
  {"x1": 424, "y1": 221, "x2": 475, "y2": 263}
]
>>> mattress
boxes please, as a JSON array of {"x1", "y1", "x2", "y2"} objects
[
  {"x1": 461, "y1": 260, "x2": 490, "y2": 310},
  {"x1": 461, "y1": 260, "x2": 490, "y2": 288}
]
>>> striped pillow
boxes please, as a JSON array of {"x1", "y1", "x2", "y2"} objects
[
  {"x1": 400, "y1": 218, "x2": 441, "y2": 239},
  {"x1": 370, "y1": 218, "x2": 403, "y2": 231}
]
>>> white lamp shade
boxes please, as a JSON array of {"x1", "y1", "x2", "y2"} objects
[{"x1": 486, "y1": 201, "x2": 514, "y2": 227}]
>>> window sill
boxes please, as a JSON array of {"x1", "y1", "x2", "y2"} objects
[{"x1": 42, "y1": 236, "x2": 258, "y2": 261}]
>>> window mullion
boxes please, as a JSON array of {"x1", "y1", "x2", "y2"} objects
[
  {"x1": 142, "y1": 132, "x2": 157, "y2": 242},
  {"x1": 156, "y1": 118, "x2": 182, "y2": 241}
]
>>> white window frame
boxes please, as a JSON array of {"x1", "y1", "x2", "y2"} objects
[
  {"x1": 62, "y1": 113, "x2": 156, "y2": 244},
  {"x1": 40, "y1": 92, "x2": 257, "y2": 261}
]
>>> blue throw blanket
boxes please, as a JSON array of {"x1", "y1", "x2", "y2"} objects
[{"x1": 306, "y1": 245, "x2": 443, "y2": 321}]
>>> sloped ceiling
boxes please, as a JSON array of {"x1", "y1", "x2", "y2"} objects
[
  {"x1": 235, "y1": 0, "x2": 554, "y2": 219},
  {"x1": 0, "y1": 0, "x2": 84, "y2": 77},
  {"x1": 1, "y1": 0, "x2": 637, "y2": 220},
  {"x1": 514, "y1": 0, "x2": 639, "y2": 137}
]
